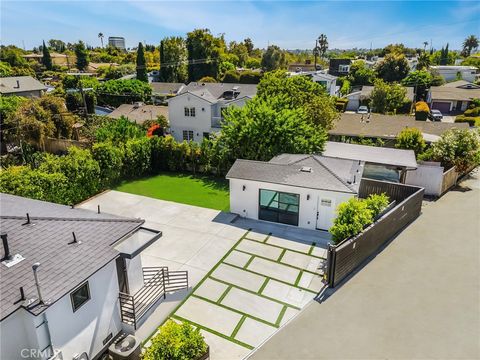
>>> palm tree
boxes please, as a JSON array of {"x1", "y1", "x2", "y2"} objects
[
  {"x1": 318, "y1": 34, "x2": 328, "y2": 58},
  {"x1": 98, "y1": 32, "x2": 104, "y2": 48},
  {"x1": 417, "y1": 52, "x2": 431, "y2": 70},
  {"x1": 462, "y1": 35, "x2": 479, "y2": 57},
  {"x1": 423, "y1": 41, "x2": 429, "y2": 51}
]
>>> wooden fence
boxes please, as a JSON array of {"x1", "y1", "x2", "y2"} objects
[{"x1": 326, "y1": 179, "x2": 424, "y2": 287}]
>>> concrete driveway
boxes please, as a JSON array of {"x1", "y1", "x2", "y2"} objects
[
  {"x1": 78, "y1": 190, "x2": 330, "y2": 359},
  {"x1": 249, "y1": 169, "x2": 480, "y2": 360}
]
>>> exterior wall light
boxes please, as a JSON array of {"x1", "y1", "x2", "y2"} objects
[
  {"x1": 307, "y1": 194, "x2": 310, "y2": 200},
  {"x1": 242, "y1": 185, "x2": 246, "y2": 191}
]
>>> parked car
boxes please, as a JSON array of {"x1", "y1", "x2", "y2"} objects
[
  {"x1": 357, "y1": 106, "x2": 369, "y2": 114},
  {"x1": 430, "y1": 109, "x2": 443, "y2": 121}
]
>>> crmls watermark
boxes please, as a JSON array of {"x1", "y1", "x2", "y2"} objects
[{"x1": 20, "y1": 348, "x2": 61, "y2": 359}]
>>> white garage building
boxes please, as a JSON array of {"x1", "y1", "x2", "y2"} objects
[{"x1": 226, "y1": 155, "x2": 364, "y2": 231}]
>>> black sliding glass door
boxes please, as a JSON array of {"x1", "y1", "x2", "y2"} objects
[{"x1": 259, "y1": 189, "x2": 300, "y2": 226}]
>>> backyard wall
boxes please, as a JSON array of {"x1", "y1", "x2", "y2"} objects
[{"x1": 405, "y1": 161, "x2": 445, "y2": 196}]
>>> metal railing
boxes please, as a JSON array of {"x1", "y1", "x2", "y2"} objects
[{"x1": 119, "y1": 267, "x2": 188, "y2": 329}]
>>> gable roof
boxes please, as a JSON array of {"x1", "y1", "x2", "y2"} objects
[
  {"x1": 0, "y1": 76, "x2": 47, "y2": 94},
  {"x1": 178, "y1": 82, "x2": 257, "y2": 103},
  {"x1": 0, "y1": 193, "x2": 144, "y2": 320},
  {"x1": 330, "y1": 113, "x2": 469, "y2": 140},
  {"x1": 151, "y1": 82, "x2": 185, "y2": 95},
  {"x1": 323, "y1": 141, "x2": 417, "y2": 169},
  {"x1": 108, "y1": 104, "x2": 168, "y2": 124},
  {"x1": 226, "y1": 155, "x2": 364, "y2": 194}
]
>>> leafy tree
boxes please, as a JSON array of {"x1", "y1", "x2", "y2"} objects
[
  {"x1": 217, "y1": 96, "x2": 327, "y2": 164},
  {"x1": 0, "y1": 45, "x2": 28, "y2": 67},
  {"x1": 261, "y1": 45, "x2": 287, "y2": 71},
  {"x1": 375, "y1": 53, "x2": 409, "y2": 82},
  {"x1": 186, "y1": 29, "x2": 222, "y2": 81},
  {"x1": 229, "y1": 41, "x2": 249, "y2": 67},
  {"x1": 256, "y1": 71, "x2": 339, "y2": 129},
  {"x1": 74, "y1": 41, "x2": 89, "y2": 71},
  {"x1": 218, "y1": 61, "x2": 235, "y2": 79},
  {"x1": 143, "y1": 320, "x2": 207, "y2": 360},
  {"x1": 41, "y1": 40, "x2": 53, "y2": 70},
  {"x1": 48, "y1": 39, "x2": 66, "y2": 52},
  {"x1": 370, "y1": 79, "x2": 408, "y2": 114},
  {"x1": 136, "y1": 42, "x2": 148, "y2": 82},
  {"x1": 395, "y1": 128, "x2": 426, "y2": 156},
  {"x1": 330, "y1": 198, "x2": 373, "y2": 244},
  {"x1": 239, "y1": 71, "x2": 262, "y2": 84},
  {"x1": 245, "y1": 57, "x2": 261, "y2": 69},
  {"x1": 221, "y1": 70, "x2": 240, "y2": 83},
  {"x1": 348, "y1": 60, "x2": 375, "y2": 86},
  {"x1": 430, "y1": 47, "x2": 456, "y2": 66},
  {"x1": 91, "y1": 141, "x2": 123, "y2": 186},
  {"x1": 401, "y1": 70, "x2": 433, "y2": 100},
  {"x1": 244, "y1": 38, "x2": 254, "y2": 55},
  {"x1": 317, "y1": 34, "x2": 329, "y2": 58},
  {"x1": 0, "y1": 61, "x2": 12, "y2": 77},
  {"x1": 462, "y1": 35, "x2": 479, "y2": 57},
  {"x1": 439, "y1": 43, "x2": 450, "y2": 66},
  {"x1": 95, "y1": 79, "x2": 152, "y2": 107},
  {"x1": 95, "y1": 116, "x2": 144, "y2": 143},
  {"x1": 0, "y1": 95, "x2": 27, "y2": 120},
  {"x1": 417, "y1": 52, "x2": 431, "y2": 70},
  {"x1": 123, "y1": 137, "x2": 152, "y2": 178},
  {"x1": 198, "y1": 76, "x2": 217, "y2": 83},
  {"x1": 432, "y1": 128, "x2": 480, "y2": 172}
]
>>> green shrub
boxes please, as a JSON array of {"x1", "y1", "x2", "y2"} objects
[
  {"x1": 455, "y1": 115, "x2": 480, "y2": 127},
  {"x1": 123, "y1": 137, "x2": 151, "y2": 178},
  {"x1": 239, "y1": 71, "x2": 262, "y2": 84},
  {"x1": 142, "y1": 320, "x2": 207, "y2": 360},
  {"x1": 221, "y1": 70, "x2": 240, "y2": 83},
  {"x1": 91, "y1": 142, "x2": 124, "y2": 186},
  {"x1": 95, "y1": 79, "x2": 152, "y2": 107},
  {"x1": 198, "y1": 76, "x2": 217, "y2": 83},
  {"x1": 364, "y1": 193, "x2": 390, "y2": 218},
  {"x1": 395, "y1": 127, "x2": 426, "y2": 156},
  {"x1": 330, "y1": 198, "x2": 373, "y2": 244},
  {"x1": 96, "y1": 116, "x2": 145, "y2": 143},
  {"x1": 464, "y1": 107, "x2": 480, "y2": 117}
]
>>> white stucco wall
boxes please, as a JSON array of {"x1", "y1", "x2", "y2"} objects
[
  {"x1": 126, "y1": 255, "x2": 144, "y2": 295},
  {"x1": 168, "y1": 93, "x2": 213, "y2": 143},
  {"x1": 405, "y1": 162, "x2": 444, "y2": 196},
  {"x1": 44, "y1": 260, "x2": 122, "y2": 360},
  {"x1": 229, "y1": 178, "x2": 354, "y2": 231},
  {"x1": 434, "y1": 69, "x2": 476, "y2": 82}
]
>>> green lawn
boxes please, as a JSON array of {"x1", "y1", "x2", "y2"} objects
[{"x1": 114, "y1": 172, "x2": 230, "y2": 211}]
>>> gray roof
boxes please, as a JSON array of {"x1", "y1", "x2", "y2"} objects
[
  {"x1": 226, "y1": 155, "x2": 364, "y2": 194},
  {"x1": 151, "y1": 82, "x2": 185, "y2": 95},
  {"x1": 178, "y1": 82, "x2": 257, "y2": 103},
  {"x1": 0, "y1": 194, "x2": 143, "y2": 320},
  {"x1": 323, "y1": 141, "x2": 417, "y2": 169},
  {"x1": 0, "y1": 76, "x2": 47, "y2": 94},
  {"x1": 108, "y1": 104, "x2": 169, "y2": 124},
  {"x1": 430, "y1": 81, "x2": 480, "y2": 101},
  {"x1": 358, "y1": 86, "x2": 415, "y2": 101}
]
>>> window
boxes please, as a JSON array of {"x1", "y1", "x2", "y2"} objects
[
  {"x1": 71, "y1": 282, "x2": 90, "y2": 312},
  {"x1": 203, "y1": 132, "x2": 210, "y2": 139},
  {"x1": 183, "y1": 130, "x2": 194, "y2": 141},
  {"x1": 190, "y1": 107, "x2": 196, "y2": 117},
  {"x1": 338, "y1": 65, "x2": 350, "y2": 73},
  {"x1": 184, "y1": 107, "x2": 190, "y2": 116},
  {"x1": 259, "y1": 189, "x2": 300, "y2": 226}
]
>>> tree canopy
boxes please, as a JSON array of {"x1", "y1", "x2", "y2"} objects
[
  {"x1": 261, "y1": 45, "x2": 287, "y2": 71},
  {"x1": 136, "y1": 42, "x2": 148, "y2": 82},
  {"x1": 375, "y1": 53, "x2": 410, "y2": 82}
]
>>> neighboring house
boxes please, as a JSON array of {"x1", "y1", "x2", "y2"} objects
[
  {"x1": 429, "y1": 65, "x2": 478, "y2": 83},
  {"x1": 22, "y1": 53, "x2": 74, "y2": 67},
  {"x1": 345, "y1": 85, "x2": 414, "y2": 111},
  {"x1": 0, "y1": 76, "x2": 47, "y2": 98},
  {"x1": 323, "y1": 141, "x2": 417, "y2": 183},
  {"x1": 287, "y1": 61, "x2": 317, "y2": 73},
  {"x1": 87, "y1": 62, "x2": 118, "y2": 73},
  {"x1": 329, "y1": 113, "x2": 469, "y2": 145},
  {"x1": 328, "y1": 59, "x2": 352, "y2": 76},
  {"x1": 427, "y1": 80, "x2": 480, "y2": 113},
  {"x1": 0, "y1": 193, "x2": 187, "y2": 360},
  {"x1": 108, "y1": 103, "x2": 169, "y2": 125},
  {"x1": 108, "y1": 37, "x2": 126, "y2": 51},
  {"x1": 168, "y1": 82, "x2": 257, "y2": 142},
  {"x1": 151, "y1": 82, "x2": 186, "y2": 104},
  {"x1": 289, "y1": 70, "x2": 338, "y2": 96},
  {"x1": 226, "y1": 155, "x2": 364, "y2": 231}
]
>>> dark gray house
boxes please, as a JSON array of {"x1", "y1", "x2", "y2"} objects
[{"x1": 328, "y1": 59, "x2": 352, "y2": 77}]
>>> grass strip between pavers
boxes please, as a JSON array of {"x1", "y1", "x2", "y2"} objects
[
  {"x1": 234, "y1": 248, "x2": 321, "y2": 277},
  {"x1": 191, "y1": 294, "x2": 279, "y2": 328},
  {"x1": 294, "y1": 270, "x2": 303, "y2": 287},
  {"x1": 277, "y1": 248, "x2": 287, "y2": 262},
  {"x1": 275, "y1": 305, "x2": 288, "y2": 327},
  {"x1": 245, "y1": 237, "x2": 326, "y2": 259},
  {"x1": 209, "y1": 276, "x2": 301, "y2": 310},
  {"x1": 217, "y1": 285, "x2": 232, "y2": 304},
  {"x1": 230, "y1": 315, "x2": 247, "y2": 338},
  {"x1": 172, "y1": 314, "x2": 254, "y2": 350},
  {"x1": 222, "y1": 262, "x2": 317, "y2": 294},
  {"x1": 308, "y1": 242, "x2": 316, "y2": 255},
  {"x1": 142, "y1": 230, "x2": 252, "y2": 345},
  {"x1": 243, "y1": 255, "x2": 255, "y2": 269},
  {"x1": 263, "y1": 233, "x2": 272, "y2": 243},
  {"x1": 258, "y1": 277, "x2": 270, "y2": 295}
]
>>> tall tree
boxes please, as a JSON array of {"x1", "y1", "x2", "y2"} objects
[
  {"x1": 261, "y1": 45, "x2": 287, "y2": 71},
  {"x1": 186, "y1": 29, "x2": 221, "y2": 81},
  {"x1": 439, "y1": 43, "x2": 449, "y2": 66},
  {"x1": 244, "y1": 38, "x2": 254, "y2": 55},
  {"x1": 136, "y1": 42, "x2": 148, "y2": 82},
  {"x1": 41, "y1": 40, "x2": 53, "y2": 70},
  {"x1": 417, "y1": 52, "x2": 431, "y2": 70},
  {"x1": 159, "y1": 36, "x2": 188, "y2": 83},
  {"x1": 375, "y1": 53, "x2": 409, "y2": 82},
  {"x1": 370, "y1": 79, "x2": 408, "y2": 114},
  {"x1": 318, "y1": 34, "x2": 328, "y2": 58},
  {"x1": 462, "y1": 35, "x2": 479, "y2": 57},
  {"x1": 98, "y1": 33, "x2": 104, "y2": 48},
  {"x1": 74, "y1": 41, "x2": 89, "y2": 71}
]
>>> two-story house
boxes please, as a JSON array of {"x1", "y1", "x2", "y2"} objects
[
  {"x1": 328, "y1": 59, "x2": 352, "y2": 77},
  {"x1": 168, "y1": 82, "x2": 257, "y2": 142},
  {"x1": 289, "y1": 70, "x2": 338, "y2": 96}
]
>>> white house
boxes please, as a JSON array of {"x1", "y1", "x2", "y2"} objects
[
  {"x1": 226, "y1": 155, "x2": 364, "y2": 231},
  {"x1": 427, "y1": 80, "x2": 480, "y2": 113},
  {"x1": 0, "y1": 194, "x2": 188, "y2": 360},
  {"x1": 430, "y1": 65, "x2": 478, "y2": 83},
  {"x1": 288, "y1": 71, "x2": 338, "y2": 96},
  {"x1": 168, "y1": 82, "x2": 257, "y2": 143}
]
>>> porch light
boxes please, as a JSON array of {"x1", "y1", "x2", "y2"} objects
[
  {"x1": 307, "y1": 194, "x2": 310, "y2": 200},
  {"x1": 242, "y1": 185, "x2": 246, "y2": 191}
]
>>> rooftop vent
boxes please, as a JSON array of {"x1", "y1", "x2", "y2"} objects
[
  {"x1": 232, "y1": 86, "x2": 239, "y2": 91},
  {"x1": 1, "y1": 233, "x2": 25, "y2": 268},
  {"x1": 132, "y1": 102, "x2": 143, "y2": 108},
  {"x1": 68, "y1": 232, "x2": 82, "y2": 245},
  {"x1": 300, "y1": 166, "x2": 312, "y2": 173},
  {"x1": 13, "y1": 80, "x2": 20, "y2": 89}
]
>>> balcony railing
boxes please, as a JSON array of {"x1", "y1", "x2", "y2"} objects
[{"x1": 119, "y1": 267, "x2": 188, "y2": 329}]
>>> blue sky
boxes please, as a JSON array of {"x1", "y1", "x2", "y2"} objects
[{"x1": 1, "y1": 1, "x2": 479, "y2": 50}]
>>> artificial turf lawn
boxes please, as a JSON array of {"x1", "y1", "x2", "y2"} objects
[{"x1": 114, "y1": 172, "x2": 230, "y2": 211}]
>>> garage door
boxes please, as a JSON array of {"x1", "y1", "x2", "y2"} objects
[{"x1": 432, "y1": 101, "x2": 451, "y2": 113}]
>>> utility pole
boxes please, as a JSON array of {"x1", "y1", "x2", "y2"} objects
[
  {"x1": 78, "y1": 79, "x2": 89, "y2": 122},
  {"x1": 314, "y1": 39, "x2": 318, "y2": 70}
]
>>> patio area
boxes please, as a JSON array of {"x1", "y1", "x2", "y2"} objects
[{"x1": 77, "y1": 190, "x2": 330, "y2": 359}]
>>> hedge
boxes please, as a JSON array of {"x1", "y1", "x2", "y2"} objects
[{"x1": 455, "y1": 115, "x2": 480, "y2": 127}]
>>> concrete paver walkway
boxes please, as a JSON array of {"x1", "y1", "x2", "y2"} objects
[{"x1": 250, "y1": 170, "x2": 480, "y2": 359}]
